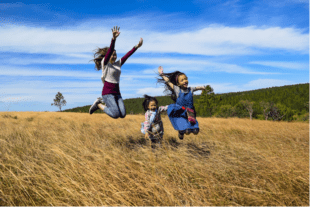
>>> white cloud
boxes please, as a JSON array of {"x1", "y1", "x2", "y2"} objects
[
  {"x1": 2, "y1": 56, "x2": 93, "y2": 65},
  {"x1": 133, "y1": 58, "x2": 280, "y2": 75},
  {"x1": 136, "y1": 87, "x2": 166, "y2": 96},
  {"x1": 249, "y1": 61, "x2": 309, "y2": 70},
  {"x1": 0, "y1": 95, "x2": 33, "y2": 103},
  {"x1": 0, "y1": 66, "x2": 158, "y2": 80},
  {"x1": 0, "y1": 24, "x2": 308, "y2": 56},
  {"x1": 0, "y1": 66, "x2": 98, "y2": 78}
]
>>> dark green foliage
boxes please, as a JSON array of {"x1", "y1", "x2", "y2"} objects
[
  {"x1": 215, "y1": 105, "x2": 235, "y2": 118},
  {"x1": 217, "y1": 83, "x2": 309, "y2": 114},
  {"x1": 62, "y1": 83, "x2": 309, "y2": 122},
  {"x1": 195, "y1": 85, "x2": 221, "y2": 117}
]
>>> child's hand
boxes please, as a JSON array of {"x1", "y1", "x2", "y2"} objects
[
  {"x1": 158, "y1": 66, "x2": 163, "y2": 75},
  {"x1": 136, "y1": 38, "x2": 143, "y2": 48},
  {"x1": 111, "y1": 26, "x2": 120, "y2": 39}
]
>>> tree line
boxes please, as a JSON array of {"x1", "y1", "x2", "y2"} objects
[
  {"x1": 62, "y1": 83, "x2": 309, "y2": 122},
  {"x1": 195, "y1": 83, "x2": 309, "y2": 121}
]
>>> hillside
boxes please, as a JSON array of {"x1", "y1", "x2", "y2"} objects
[
  {"x1": 0, "y1": 112, "x2": 308, "y2": 205},
  {"x1": 62, "y1": 83, "x2": 309, "y2": 121}
]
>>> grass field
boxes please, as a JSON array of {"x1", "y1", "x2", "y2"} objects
[{"x1": 0, "y1": 112, "x2": 308, "y2": 206}]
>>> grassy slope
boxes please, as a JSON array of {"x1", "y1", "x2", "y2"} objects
[{"x1": 0, "y1": 112, "x2": 308, "y2": 205}]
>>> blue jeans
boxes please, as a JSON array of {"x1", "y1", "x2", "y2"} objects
[{"x1": 102, "y1": 94, "x2": 126, "y2": 119}]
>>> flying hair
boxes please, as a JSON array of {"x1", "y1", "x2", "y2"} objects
[
  {"x1": 157, "y1": 71, "x2": 186, "y2": 102},
  {"x1": 91, "y1": 47, "x2": 116, "y2": 71}
]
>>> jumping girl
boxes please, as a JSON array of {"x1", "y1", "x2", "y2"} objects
[
  {"x1": 141, "y1": 95, "x2": 168, "y2": 143},
  {"x1": 157, "y1": 66, "x2": 207, "y2": 140},
  {"x1": 89, "y1": 26, "x2": 143, "y2": 118}
]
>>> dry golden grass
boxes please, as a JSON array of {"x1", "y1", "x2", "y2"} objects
[{"x1": 0, "y1": 112, "x2": 308, "y2": 206}]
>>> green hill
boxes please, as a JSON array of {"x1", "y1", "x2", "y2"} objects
[{"x1": 62, "y1": 83, "x2": 309, "y2": 121}]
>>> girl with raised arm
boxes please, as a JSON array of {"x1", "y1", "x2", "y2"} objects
[
  {"x1": 157, "y1": 66, "x2": 207, "y2": 140},
  {"x1": 89, "y1": 26, "x2": 143, "y2": 118}
]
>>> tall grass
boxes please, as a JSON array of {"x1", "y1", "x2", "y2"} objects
[{"x1": 0, "y1": 112, "x2": 308, "y2": 205}]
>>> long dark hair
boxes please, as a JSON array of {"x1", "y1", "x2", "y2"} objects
[
  {"x1": 92, "y1": 47, "x2": 115, "y2": 71},
  {"x1": 157, "y1": 71, "x2": 186, "y2": 102},
  {"x1": 142, "y1": 94, "x2": 158, "y2": 112}
]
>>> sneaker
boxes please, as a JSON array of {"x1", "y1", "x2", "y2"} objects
[
  {"x1": 89, "y1": 98, "x2": 102, "y2": 114},
  {"x1": 185, "y1": 129, "x2": 190, "y2": 135},
  {"x1": 178, "y1": 131, "x2": 184, "y2": 140},
  {"x1": 193, "y1": 129, "x2": 199, "y2": 135}
]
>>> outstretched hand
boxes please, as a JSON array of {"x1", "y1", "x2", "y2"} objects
[
  {"x1": 111, "y1": 26, "x2": 120, "y2": 39},
  {"x1": 158, "y1": 66, "x2": 163, "y2": 75},
  {"x1": 136, "y1": 38, "x2": 143, "y2": 48}
]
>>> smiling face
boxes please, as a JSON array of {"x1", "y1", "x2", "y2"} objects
[
  {"x1": 109, "y1": 50, "x2": 117, "y2": 63},
  {"x1": 177, "y1": 74, "x2": 188, "y2": 89},
  {"x1": 148, "y1": 100, "x2": 157, "y2": 111}
]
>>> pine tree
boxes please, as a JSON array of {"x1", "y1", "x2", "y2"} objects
[{"x1": 196, "y1": 85, "x2": 220, "y2": 117}]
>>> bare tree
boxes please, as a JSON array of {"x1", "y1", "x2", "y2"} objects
[
  {"x1": 240, "y1": 100, "x2": 254, "y2": 120},
  {"x1": 269, "y1": 102, "x2": 285, "y2": 121},
  {"x1": 260, "y1": 101, "x2": 270, "y2": 120},
  {"x1": 51, "y1": 92, "x2": 67, "y2": 112}
]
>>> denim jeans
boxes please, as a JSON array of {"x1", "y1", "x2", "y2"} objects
[{"x1": 102, "y1": 94, "x2": 126, "y2": 119}]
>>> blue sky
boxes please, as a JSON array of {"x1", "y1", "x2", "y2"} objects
[{"x1": 0, "y1": 0, "x2": 309, "y2": 112}]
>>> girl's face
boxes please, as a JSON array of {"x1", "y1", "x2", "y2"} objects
[
  {"x1": 109, "y1": 50, "x2": 117, "y2": 63},
  {"x1": 177, "y1": 74, "x2": 188, "y2": 89},
  {"x1": 148, "y1": 100, "x2": 157, "y2": 111}
]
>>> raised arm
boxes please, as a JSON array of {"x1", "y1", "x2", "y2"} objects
[
  {"x1": 193, "y1": 86, "x2": 207, "y2": 91},
  {"x1": 158, "y1": 105, "x2": 169, "y2": 113},
  {"x1": 120, "y1": 38, "x2": 143, "y2": 66},
  {"x1": 103, "y1": 26, "x2": 120, "y2": 66},
  {"x1": 158, "y1": 66, "x2": 174, "y2": 89}
]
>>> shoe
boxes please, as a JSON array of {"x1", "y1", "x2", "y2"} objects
[
  {"x1": 178, "y1": 131, "x2": 184, "y2": 140},
  {"x1": 185, "y1": 129, "x2": 190, "y2": 135},
  {"x1": 89, "y1": 98, "x2": 102, "y2": 114},
  {"x1": 193, "y1": 129, "x2": 199, "y2": 135}
]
